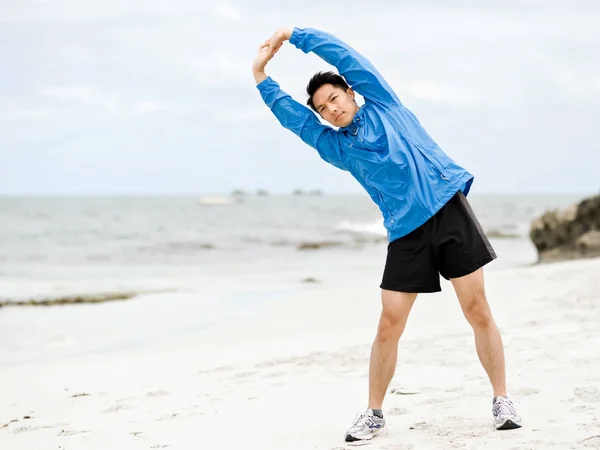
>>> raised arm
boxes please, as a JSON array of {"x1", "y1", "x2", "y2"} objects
[
  {"x1": 252, "y1": 41, "x2": 345, "y2": 170},
  {"x1": 293, "y1": 28, "x2": 402, "y2": 108}
]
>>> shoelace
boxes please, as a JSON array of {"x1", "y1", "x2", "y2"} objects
[
  {"x1": 493, "y1": 398, "x2": 517, "y2": 418},
  {"x1": 351, "y1": 412, "x2": 377, "y2": 429}
]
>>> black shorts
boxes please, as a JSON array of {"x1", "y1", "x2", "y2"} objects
[{"x1": 380, "y1": 190, "x2": 497, "y2": 293}]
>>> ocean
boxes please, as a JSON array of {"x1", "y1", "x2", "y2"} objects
[
  {"x1": 0, "y1": 192, "x2": 588, "y2": 366},
  {"x1": 0, "y1": 192, "x2": 584, "y2": 302}
]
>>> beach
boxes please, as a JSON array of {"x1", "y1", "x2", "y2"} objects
[
  {"x1": 1, "y1": 237, "x2": 599, "y2": 449},
  {"x1": 3, "y1": 0, "x2": 599, "y2": 447}
]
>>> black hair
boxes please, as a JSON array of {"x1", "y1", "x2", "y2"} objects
[{"x1": 306, "y1": 71, "x2": 350, "y2": 111}]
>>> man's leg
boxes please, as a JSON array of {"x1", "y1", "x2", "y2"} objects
[
  {"x1": 451, "y1": 267, "x2": 521, "y2": 429},
  {"x1": 346, "y1": 225, "x2": 439, "y2": 442},
  {"x1": 345, "y1": 289, "x2": 418, "y2": 442},
  {"x1": 368, "y1": 289, "x2": 418, "y2": 410},
  {"x1": 451, "y1": 267, "x2": 506, "y2": 397}
]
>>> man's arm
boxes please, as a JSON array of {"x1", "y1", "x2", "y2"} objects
[
  {"x1": 252, "y1": 41, "x2": 345, "y2": 170},
  {"x1": 268, "y1": 27, "x2": 401, "y2": 108},
  {"x1": 292, "y1": 28, "x2": 401, "y2": 107}
]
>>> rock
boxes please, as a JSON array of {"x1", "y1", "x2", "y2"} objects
[
  {"x1": 576, "y1": 230, "x2": 600, "y2": 250},
  {"x1": 296, "y1": 241, "x2": 344, "y2": 250},
  {"x1": 0, "y1": 292, "x2": 138, "y2": 307},
  {"x1": 486, "y1": 229, "x2": 521, "y2": 239},
  {"x1": 301, "y1": 277, "x2": 320, "y2": 283},
  {"x1": 529, "y1": 194, "x2": 600, "y2": 263}
]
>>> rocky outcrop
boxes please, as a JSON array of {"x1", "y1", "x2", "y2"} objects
[{"x1": 529, "y1": 194, "x2": 600, "y2": 263}]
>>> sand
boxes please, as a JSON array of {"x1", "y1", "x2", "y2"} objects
[{"x1": 1, "y1": 255, "x2": 599, "y2": 450}]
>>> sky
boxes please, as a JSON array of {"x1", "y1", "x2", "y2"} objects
[{"x1": 1, "y1": 0, "x2": 599, "y2": 196}]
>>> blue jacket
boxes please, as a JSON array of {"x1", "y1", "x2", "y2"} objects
[{"x1": 257, "y1": 27, "x2": 475, "y2": 242}]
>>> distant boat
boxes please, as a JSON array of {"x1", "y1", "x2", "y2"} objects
[{"x1": 198, "y1": 196, "x2": 242, "y2": 206}]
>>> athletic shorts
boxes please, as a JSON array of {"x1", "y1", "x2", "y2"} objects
[{"x1": 380, "y1": 190, "x2": 497, "y2": 293}]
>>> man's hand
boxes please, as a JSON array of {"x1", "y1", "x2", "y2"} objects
[
  {"x1": 267, "y1": 27, "x2": 293, "y2": 54},
  {"x1": 252, "y1": 27, "x2": 293, "y2": 84},
  {"x1": 252, "y1": 40, "x2": 280, "y2": 84}
]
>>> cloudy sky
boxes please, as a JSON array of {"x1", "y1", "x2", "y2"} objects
[{"x1": 1, "y1": 0, "x2": 599, "y2": 195}]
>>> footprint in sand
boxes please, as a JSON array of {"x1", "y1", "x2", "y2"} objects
[
  {"x1": 386, "y1": 407, "x2": 408, "y2": 416},
  {"x1": 516, "y1": 387, "x2": 540, "y2": 396},
  {"x1": 198, "y1": 365, "x2": 234, "y2": 374},
  {"x1": 146, "y1": 390, "x2": 169, "y2": 398},
  {"x1": 262, "y1": 371, "x2": 286, "y2": 379},
  {"x1": 577, "y1": 420, "x2": 600, "y2": 431},
  {"x1": 103, "y1": 403, "x2": 135, "y2": 413},
  {"x1": 11, "y1": 426, "x2": 42, "y2": 434},
  {"x1": 574, "y1": 387, "x2": 600, "y2": 403},
  {"x1": 158, "y1": 413, "x2": 180, "y2": 421},
  {"x1": 409, "y1": 421, "x2": 431, "y2": 431},
  {"x1": 11, "y1": 425, "x2": 55, "y2": 434},
  {"x1": 230, "y1": 371, "x2": 255, "y2": 380},
  {"x1": 579, "y1": 435, "x2": 600, "y2": 448},
  {"x1": 444, "y1": 386, "x2": 464, "y2": 393},
  {"x1": 571, "y1": 405, "x2": 592, "y2": 413},
  {"x1": 58, "y1": 429, "x2": 90, "y2": 436},
  {"x1": 389, "y1": 388, "x2": 420, "y2": 396}
]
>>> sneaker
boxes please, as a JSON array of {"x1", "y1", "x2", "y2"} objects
[
  {"x1": 344, "y1": 409, "x2": 386, "y2": 442},
  {"x1": 492, "y1": 396, "x2": 522, "y2": 430}
]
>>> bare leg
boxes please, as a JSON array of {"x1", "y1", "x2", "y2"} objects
[
  {"x1": 451, "y1": 268, "x2": 507, "y2": 397},
  {"x1": 368, "y1": 290, "x2": 418, "y2": 410}
]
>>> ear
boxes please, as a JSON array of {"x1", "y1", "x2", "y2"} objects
[{"x1": 347, "y1": 87, "x2": 355, "y2": 100}]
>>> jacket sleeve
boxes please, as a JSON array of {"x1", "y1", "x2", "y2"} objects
[
  {"x1": 257, "y1": 76, "x2": 346, "y2": 170},
  {"x1": 289, "y1": 27, "x2": 401, "y2": 108}
]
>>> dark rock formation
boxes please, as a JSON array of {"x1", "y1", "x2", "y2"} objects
[{"x1": 529, "y1": 194, "x2": 600, "y2": 263}]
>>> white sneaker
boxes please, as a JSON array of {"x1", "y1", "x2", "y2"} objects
[
  {"x1": 492, "y1": 396, "x2": 522, "y2": 430},
  {"x1": 344, "y1": 409, "x2": 386, "y2": 442}
]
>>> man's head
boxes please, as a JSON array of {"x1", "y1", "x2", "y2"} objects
[{"x1": 306, "y1": 71, "x2": 359, "y2": 127}]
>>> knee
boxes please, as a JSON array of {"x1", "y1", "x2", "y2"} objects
[
  {"x1": 376, "y1": 309, "x2": 407, "y2": 342},
  {"x1": 462, "y1": 292, "x2": 493, "y2": 330}
]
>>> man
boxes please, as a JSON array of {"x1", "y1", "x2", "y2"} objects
[{"x1": 252, "y1": 26, "x2": 522, "y2": 442}]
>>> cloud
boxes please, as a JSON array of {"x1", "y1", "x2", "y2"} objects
[
  {"x1": 0, "y1": 0, "x2": 212, "y2": 22},
  {"x1": 214, "y1": 108, "x2": 271, "y2": 122},
  {"x1": 399, "y1": 80, "x2": 496, "y2": 107},
  {"x1": 1, "y1": 0, "x2": 599, "y2": 195},
  {"x1": 214, "y1": 2, "x2": 242, "y2": 21},
  {"x1": 133, "y1": 101, "x2": 171, "y2": 114},
  {"x1": 0, "y1": 106, "x2": 64, "y2": 121},
  {"x1": 41, "y1": 85, "x2": 98, "y2": 101},
  {"x1": 40, "y1": 85, "x2": 120, "y2": 112}
]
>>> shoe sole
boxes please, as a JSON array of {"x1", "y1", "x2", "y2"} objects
[
  {"x1": 495, "y1": 419, "x2": 522, "y2": 430},
  {"x1": 345, "y1": 427, "x2": 385, "y2": 442}
]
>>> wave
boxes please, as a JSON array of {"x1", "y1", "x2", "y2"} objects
[
  {"x1": 137, "y1": 241, "x2": 216, "y2": 253},
  {"x1": 335, "y1": 220, "x2": 386, "y2": 237},
  {"x1": 336, "y1": 220, "x2": 523, "y2": 240}
]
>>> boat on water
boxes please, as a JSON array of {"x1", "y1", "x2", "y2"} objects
[{"x1": 198, "y1": 196, "x2": 242, "y2": 206}]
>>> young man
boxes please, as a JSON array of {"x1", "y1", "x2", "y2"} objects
[{"x1": 252, "y1": 27, "x2": 522, "y2": 442}]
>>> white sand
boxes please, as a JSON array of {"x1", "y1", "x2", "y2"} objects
[{"x1": 1, "y1": 256, "x2": 599, "y2": 450}]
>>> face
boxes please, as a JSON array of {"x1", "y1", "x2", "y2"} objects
[{"x1": 312, "y1": 84, "x2": 358, "y2": 127}]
